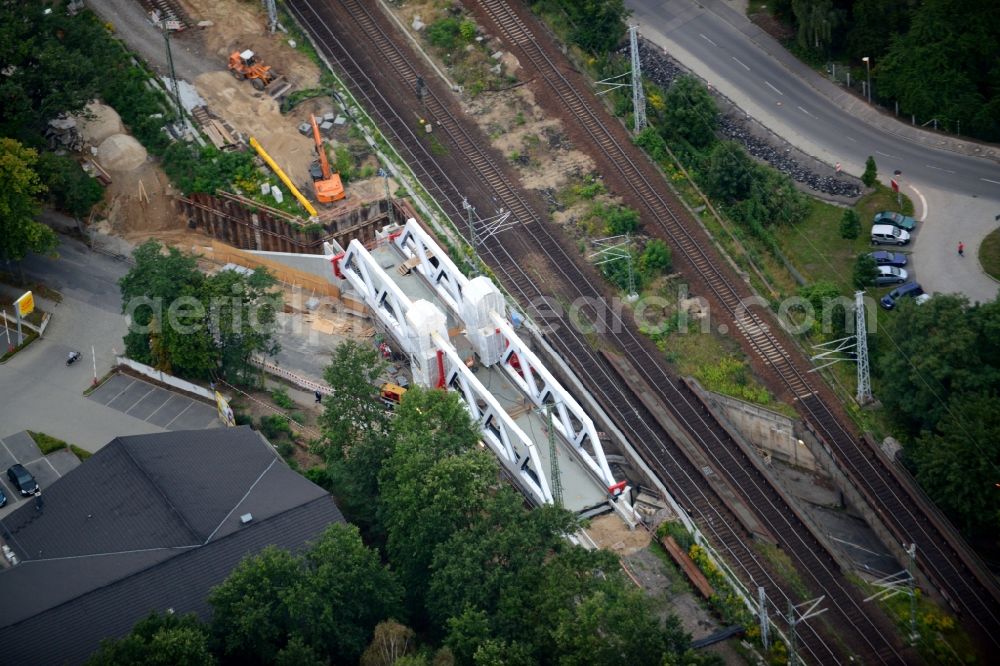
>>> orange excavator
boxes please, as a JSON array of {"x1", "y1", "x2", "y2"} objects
[{"x1": 308, "y1": 114, "x2": 345, "y2": 203}]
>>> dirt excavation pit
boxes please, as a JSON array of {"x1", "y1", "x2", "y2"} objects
[{"x1": 97, "y1": 134, "x2": 148, "y2": 172}]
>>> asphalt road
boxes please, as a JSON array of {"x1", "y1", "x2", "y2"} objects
[
  {"x1": 628, "y1": 0, "x2": 1000, "y2": 302},
  {"x1": 86, "y1": 0, "x2": 211, "y2": 78},
  {"x1": 0, "y1": 235, "x2": 165, "y2": 450}
]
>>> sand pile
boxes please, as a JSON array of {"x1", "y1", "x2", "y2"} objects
[
  {"x1": 97, "y1": 134, "x2": 148, "y2": 171},
  {"x1": 76, "y1": 101, "x2": 124, "y2": 145}
]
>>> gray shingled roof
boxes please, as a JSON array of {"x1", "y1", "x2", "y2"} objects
[{"x1": 0, "y1": 426, "x2": 345, "y2": 665}]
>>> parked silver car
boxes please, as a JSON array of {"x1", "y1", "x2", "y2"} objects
[{"x1": 875, "y1": 265, "x2": 908, "y2": 285}]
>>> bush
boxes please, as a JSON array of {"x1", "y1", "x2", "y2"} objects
[
  {"x1": 276, "y1": 440, "x2": 295, "y2": 460},
  {"x1": 259, "y1": 414, "x2": 293, "y2": 441},
  {"x1": 862, "y1": 155, "x2": 878, "y2": 187},
  {"x1": 426, "y1": 18, "x2": 467, "y2": 51},
  {"x1": 853, "y1": 254, "x2": 879, "y2": 289},
  {"x1": 839, "y1": 209, "x2": 861, "y2": 239},
  {"x1": 271, "y1": 386, "x2": 296, "y2": 410},
  {"x1": 640, "y1": 239, "x2": 672, "y2": 275},
  {"x1": 604, "y1": 204, "x2": 640, "y2": 235}
]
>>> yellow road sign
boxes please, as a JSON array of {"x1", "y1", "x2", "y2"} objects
[{"x1": 14, "y1": 291, "x2": 34, "y2": 317}]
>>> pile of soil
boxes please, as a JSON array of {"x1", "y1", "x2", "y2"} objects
[
  {"x1": 97, "y1": 134, "x2": 148, "y2": 172},
  {"x1": 76, "y1": 101, "x2": 123, "y2": 145}
]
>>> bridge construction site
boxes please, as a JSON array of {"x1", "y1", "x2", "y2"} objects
[{"x1": 67, "y1": 0, "x2": 1000, "y2": 662}]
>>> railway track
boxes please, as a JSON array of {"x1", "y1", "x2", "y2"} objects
[
  {"x1": 471, "y1": 0, "x2": 1000, "y2": 649},
  {"x1": 286, "y1": 0, "x2": 909, "y2": 661}
]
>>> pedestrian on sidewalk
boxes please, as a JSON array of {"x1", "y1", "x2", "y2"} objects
[
  {"x1": 958, "y1": 241, "x2": 965, "y2": 257},
  {"x1": 314, "y1": 390, "x2": 322, "y2": 404}
]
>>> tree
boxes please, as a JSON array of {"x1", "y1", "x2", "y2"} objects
[
  {"x1": 379, "y1": 388, "x2": 498, "y2": 612},
  {"x1": 317, "y1": 340, "x2": 392, "y2": 527},
  {"x1": 273, "y1": 636, "x2": 327, "y2": 666},
  {"x1": 877, "y1": 294, "x2": 995, "y2": 434},
  {"x1": 604, "y1": 204, "x2": 640, "y2": 235},
  {"x1": 703, "y1": 142, "x2": 754, "y2": 204},
  {"x1": 907, "y1": 393, "x2": 1000, "y2": 540},
  {"x1": 662, "y1": 76, "x2": 718, "y2": 151},
  {"x1": 208, "y1": 546, "x2": 305, "y2": 665},
  {"x1": 299, "y1": 524, "x2": 404, "y2": 662},
  {"x1": 557, "y1": 0, "x2": 630, "y2": 54},
  {"x1": 852, "y1": 253, "x2": 879, "y2": 288},
  {"x1": 791, "y1": 0, "x2": 844, "y2": 56},
  {"x1": 839, "y1": 208, "x2": 861, "y2": 239},
  {"x1": 202, "y1": 266, "x2": 280, "y2": 384},
  {"x1": 0, "y1": 138, "x2": 57, "y2": 265},
  {"x1": 34, "y1": 152, "x2": 104, "y2": 218},
  {"x1": 862, "y1": 155, "x2": 878, "y2": 187},
  {"x1": 119, "y1": 241, "x2": 280, "y2": 381},
  {"x1": 86, "y1": 612, "x2": 215, "y2": 666},
  {"x1": 361, "y1": 621, "x2": 418, "y2": 666}
]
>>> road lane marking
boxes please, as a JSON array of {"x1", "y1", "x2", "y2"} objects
[
  {"x1": 732, "y1": 56, "x2": 750, "y2": 71},
  {"x1": 981, "y1": 178, "x2": 1000, "y2": 185},
  {"x1": 924, "y1": 164, "x2": 956, "y2": 174},
  {"x1": 909, "y1": 184, "x2": 928, "y2": 222},
  {"x1": 797, "y1": 105, "x2": 816, "y2": 118},
  {"x1": 699, "y1": 33, "x2": 717, "y2": 46},
  {"x1": 846, "y1": 136, "x2": 857, "y2": 142},
  {"x1": 876, "y1": 150, "x2": 900, "y2": 159},
  {"x1": 764, "y1": 81, "x2": 784, "y2": 96}
]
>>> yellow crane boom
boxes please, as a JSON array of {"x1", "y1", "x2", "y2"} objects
[{"x1": 249, "y1": 136, "x2": 317, "y2": 218}]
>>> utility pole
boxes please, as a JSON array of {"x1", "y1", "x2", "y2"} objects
[
  {"x1": 786, "y1": 597, "x2": 827, "y2": 666},
  {"x1": 378, "y1": 168, "x2": 393, "y2": 224},
  {"x1": 161, "y1": 23, "x2": 183, "y2": 120},
  {"x1": 628, "y1": 26, "x2": 647, "y2": 133},
  {"x1": 463, "y1": 197, "x2": 476, "y2": 251},
  {"x1": 855, "y1": 290, "x2": 873, "y2": 404},
  {"x1": 907, "y1": 543, "x2": 919, "y2": 645},
  {"x1": 589, "y1": 235, "x2": 638, "y2": 302},
  {"x1": 758, "y1": 587, "x2": 771, "y2": 652},
  {"x1": 546, "y1": 403, "x2": 563, "y2": 507},
  {"x1": 263, "y1": 0, "x2": 278, "y2": 33}
]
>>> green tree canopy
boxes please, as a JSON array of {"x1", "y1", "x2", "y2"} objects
[
  {"x1": 536, "y1": 0, "x2": 630, "y2": 54},
  {"x1": 704, "y1": 141, "x2": 754, "y2": 204},
  {"x1": 34, "y1": 152, "x2": 104, "y2": 218},
  {"x1": 662, "y1": 76, "x2": 718, "y2": 151},
  {"x1": 862, "y1": 156, "x2": 878, "y2": 187},
  {"x1": 908, "y1": 392, "x2": 1000, "y2": 540},
  {"x1": 0, "y1": 138, "x2": 57, "y2": 263},
  {"x1": 317, "y1": 340, "x2": 392, "y2": 528},
  {"x1": 853, "y1": 253, "x2": 879, "y2": 289},
  {"x1": 877, "y1": 294, "x2": 1000, "y2": 434},
  {"x1": 86, "y1": 612, "x2": 215, "y2": 666}
]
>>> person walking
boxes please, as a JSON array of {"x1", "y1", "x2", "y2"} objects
[
  {"x1": 314, "y1": 390, "x2": 323, "y2": 404},
  {"x1": 958, "y1": 241, "x2": 965, "y2": 257}
]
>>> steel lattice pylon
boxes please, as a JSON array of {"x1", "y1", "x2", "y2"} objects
[
  {"x1": 629, "y1": 26, "x2": 647, "y2": 133},
  {"x1": 854, "y1": 291, "x2": 873, "y2": 404},
  {"x1": 263, "y1": 0, "x2": 278, "y2": 32}
]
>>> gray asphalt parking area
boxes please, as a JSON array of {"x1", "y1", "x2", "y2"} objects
[
  {"x1": 89, "y1": 374, "x2": 221, "y2": 431},
  {"x1": 0, "y1": 431, "x2": 80, "y2": 517}
]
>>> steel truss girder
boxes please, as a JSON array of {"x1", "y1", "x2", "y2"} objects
[
  {"x1": 332, "y1": 240, "x2": 417, "y2": 349},
  {"x1": 391, "y1": 218, "x2": 622, "y2": 495},
  {"x1": 432, "y1": 332, "x2": 553, "y2": 505},
  {"x1": 490, "y1": 313, "x2": 618, "y2": 491},
  {"x1": 393, "y1": 218, "x2": 465, "y2": 314}
]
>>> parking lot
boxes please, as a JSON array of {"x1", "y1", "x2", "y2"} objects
[
  {"x1": 0, "y1": 431, "x2": 81, "y2": 518},
  {"x1": 88, "y1": 374, "x2": 222, "y2": 431}
]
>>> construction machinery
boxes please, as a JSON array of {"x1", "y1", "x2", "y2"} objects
[
  {"x1": 380, "y1": 382, "x2": 407, "y2": 408},
  {"x1": 228, "y1": 49, "x2": 276, "y2": 91},
  {"x1": 309, "y1": 114, "x2": 345, "y2": 203},
  {"x1": 248, "y1": 136, "x2": 317, "y2": 217}
]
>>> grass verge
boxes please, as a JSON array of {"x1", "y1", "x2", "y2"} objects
[
  {"x1": 70, "y1": 445, "x2": 93, "y2": 461},
  {"x1": 979, "y1": 227, "x2": 1000, "y2": 281},
  {"x1": 28, "y1": 431, "x2": 69, "y2": 455}
]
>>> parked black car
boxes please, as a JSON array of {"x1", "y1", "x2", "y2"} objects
[
  {"x1": 868, "y1": 250, "x2": 908, "y2": 268},
  {"x1": 880, "y1": 282, "x2": 924, "y2": 310},
  {"x1": 0, "y1": 484, "x2": 6, "y2": 507},
  {"x1": 7, "y1": 464, "x2": 39, "y2": 496}
]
